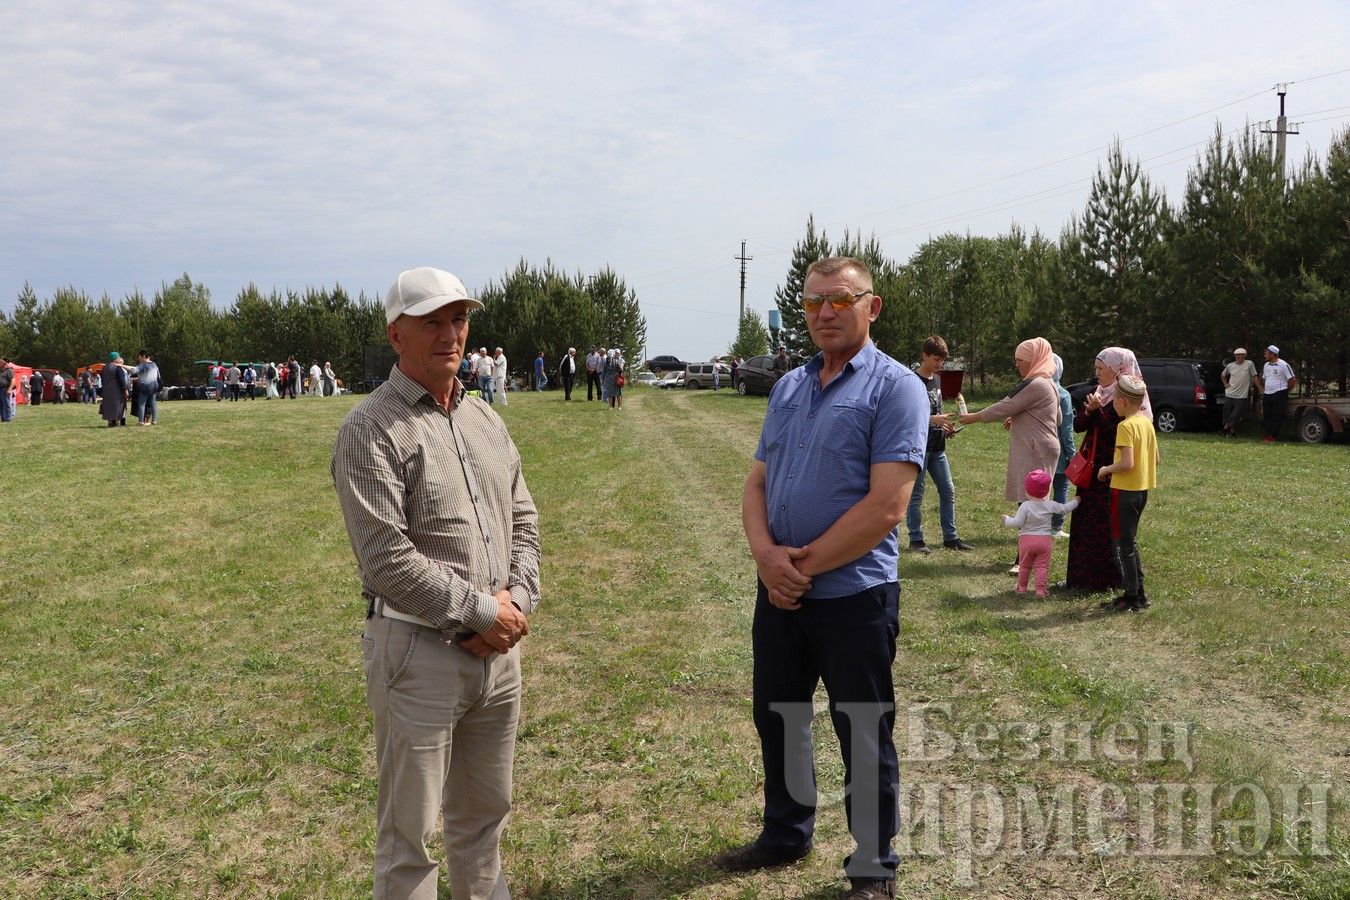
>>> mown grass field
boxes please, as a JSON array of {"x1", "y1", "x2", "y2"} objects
[{"x1": 1, "y1": 386, "x2": 1347, "y2": 899}]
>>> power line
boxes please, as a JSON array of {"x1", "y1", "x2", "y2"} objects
[
  {"x1": 744, "y1": 89, "x2": 1276, "y2": 244},
  {"x1": 1291, "y1": 65, "x2": 1350, "y2": 85},
  {"x1": 748, "y1": 67, "x2": 1350, "y2": 246}
]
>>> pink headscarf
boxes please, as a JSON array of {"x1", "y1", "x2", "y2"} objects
[
  {"x1": 1093, "y1": 347, "x2": 1153, "y2": 420},
  {"x1": 1015, "y1": 338, "x2": 1056, "y2": 380}
]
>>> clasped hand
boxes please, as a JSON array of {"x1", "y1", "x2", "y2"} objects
[
  {"x1": 459, "y1": 589, "x2": 528, "y2": 658},
  {"x1": 754, "y1": 544, "x2": 811, "y2": 610}
]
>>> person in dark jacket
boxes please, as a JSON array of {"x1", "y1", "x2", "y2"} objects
[
  {"x1": 0, "y1": 357, "x2": 14, "y2": 422},
  {"x1": 28, "y1": 369, "x2": 44, "y2": 405}
]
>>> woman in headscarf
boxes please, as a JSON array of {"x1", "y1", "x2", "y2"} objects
[
  {"x1": 99, "y1": 352, "x2": 130, "y2": 427},
  {"x1": 958, "y1": 337, "x2": 1063, "y2": 572},
  {"x1": 1064, "y1": 347, "x2": 1151, "y2": 591},
  {"x1": 1050, "y1": 354, "x2": 1076, "y2": 538}
]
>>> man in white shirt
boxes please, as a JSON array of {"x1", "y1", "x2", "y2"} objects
[
  {"x1": 1220, "y1": 348, "x2": 1259, "y2": 437},
  {"x1": 309, "y1": 361, "x2": 322, "y2": 397},
  {"x1": 492, "y1": 348, "x2": 508, "y2": 406},
  {"x1": 475, "y1": 346, "x2": 496, "y2": 404},
  {"x1": 50, "y1": 371, "x2": 66, "y2": 404},
  {"x1": 586, "y1": 346, "x2": 602, "y2": 401},
  {"x1": 1260, "y1": 345, "x2": 1296, "y2": 443}
]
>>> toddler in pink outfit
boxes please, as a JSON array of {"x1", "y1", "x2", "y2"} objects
[{"x1": 1003, "y1": 469, "x2": 1078, "y2": 597}]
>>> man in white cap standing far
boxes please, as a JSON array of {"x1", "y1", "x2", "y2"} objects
[
  {"x1": 1220, "y1": 348, "x2": 1258, "y2": 437},
  {"x1": 1260, "y1": 345, "x2": 1296, "y2": 443},
  {"x1": 331, "y1": 266, "x2": 540, "y2": 899}
]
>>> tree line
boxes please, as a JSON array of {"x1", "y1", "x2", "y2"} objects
[
  {"x1": 773, "y1": 127, "x2": 1350, "y2": 391},
  {"x1": 0, "y1": 263, "x2": 647, "y2": 389}
]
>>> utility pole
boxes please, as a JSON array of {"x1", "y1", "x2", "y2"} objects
[
  {"x1": 1260, "y1": 83, "x2": 1301, "y2": 183},
  {"x1": 734, "y1": 240, "x2": 752, "y2": 321}
]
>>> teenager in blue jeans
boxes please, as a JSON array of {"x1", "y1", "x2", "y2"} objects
[{"x1": 906, "y1": 335, "x2": 974, "y2": 553}]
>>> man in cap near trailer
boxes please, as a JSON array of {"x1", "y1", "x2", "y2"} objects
[
  {"x1": 332, "y1": 266, "x2": 541, "y2": 899},
  {"x1": 1220, "y1": 348, "x2": 1258, "y2": 437}
]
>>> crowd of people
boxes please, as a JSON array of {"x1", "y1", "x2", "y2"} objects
[
  {"x1": 208, "y1": 358, "x2": 340, "y2": 401},
  {"x1": 453, "y1": 345, "x2": 633, "y2": 409}
]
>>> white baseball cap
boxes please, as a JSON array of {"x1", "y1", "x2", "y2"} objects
[
  {"x1": 385, "y1": 267, "x2": 483, "y2": 324},
  {"x1": 1233, "y1": 347, "x2": 1247, "y2": 355},
  {"x1": 1267, "y1": 344, "x2": 1279, "y2": 355}
]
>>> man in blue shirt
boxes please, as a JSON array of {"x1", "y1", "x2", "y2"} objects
[{"x1": 714, "y1": 257, "x2": 928, "y2": 899}]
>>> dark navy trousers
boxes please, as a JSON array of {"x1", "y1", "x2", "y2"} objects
[{"x1": 751, "y1": 579, "x2": 901, "y2": 878}]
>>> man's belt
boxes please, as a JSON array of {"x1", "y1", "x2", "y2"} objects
[{"x1": 373, "y1": 597, "x2": 477, "y2": 642}]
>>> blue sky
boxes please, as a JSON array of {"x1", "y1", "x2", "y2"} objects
[{"x1": 3, "y1": 0, "x2": 1348, "y2": 361}]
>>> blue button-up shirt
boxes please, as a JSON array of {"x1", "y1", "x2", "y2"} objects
[{"x1": 754, "y1": 341, "x2": 929, "y2": 598}]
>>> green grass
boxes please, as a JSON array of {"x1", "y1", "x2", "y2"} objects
[{"x1": 0, "y1": 389, "x2": 1346, "y2": 898}]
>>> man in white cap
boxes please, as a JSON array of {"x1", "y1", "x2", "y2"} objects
[
  {"x1": 1260, "y1": 345, "x2": 1296, "y2": 443},
  {"x1": 1220, "y1": 348, "x2": 1258, "y2": 437},
  {"x1": 331, "y1": 266, "x2": 540, "y2": 899}
]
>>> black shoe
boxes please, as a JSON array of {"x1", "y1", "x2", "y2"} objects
[
  {"x1": 908, "y1": 541, "x2": 931, "y2": 555},
  {"x1": 1130, "y1": 597, "x2": 1151, "y2": 612},
  {"x1": 710, "y1": 842, "x2": 809, "y2": 872},
  {"x1": 1098, "y1": 595, "x2": 1134, "y2": 611},
  {"x1": 845, "y1": 878, "x2": 896, "y2": 899},
  {"x1": 943, "y1": 539, "x2": 975, "y2": 552}
]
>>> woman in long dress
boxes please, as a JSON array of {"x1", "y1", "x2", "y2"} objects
[
  {"x1": 603, "y1": 351, "x2": 624, "y2": 409},
  {"x1": 99, "y1": 353, "x2": 129, "y2": 427},
  {"x1": 1064, "y1": 347, "x2": 1152, "y2": 591},
  {"x1": 959, "y1": 337, "x2": 1063, "y2": 572}
]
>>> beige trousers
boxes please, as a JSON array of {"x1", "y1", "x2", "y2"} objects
[{"x1": 362, "y1": 614, "x2": 520, "y2": 899}]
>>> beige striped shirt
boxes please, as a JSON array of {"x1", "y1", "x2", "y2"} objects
[{"x1": 331, "y1": 365, "x2": 541, "y2": 634}]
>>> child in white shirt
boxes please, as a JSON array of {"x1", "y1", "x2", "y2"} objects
[{"x1": 1003, "y1": 469, "x2": 1079, "y2": 597}]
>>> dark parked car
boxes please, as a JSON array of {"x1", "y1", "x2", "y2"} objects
[
  {"x1": 1064, "y1": 357, "x2": 1224, "y2": 433},
  {"x1": 645, "y1": 355, "x2": 688, "y2": 374},
  {"x1": 734, "y1": 354, "x2": 807, "y2": 396}
]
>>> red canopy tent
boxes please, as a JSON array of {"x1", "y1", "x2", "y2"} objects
[{"x1": 8, "y1": 365, "x2": 33, "y2": 405}]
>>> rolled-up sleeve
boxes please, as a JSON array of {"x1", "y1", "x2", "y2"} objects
[{"x1": 871, "y1": 373, "x2": 929, "y2": 468}]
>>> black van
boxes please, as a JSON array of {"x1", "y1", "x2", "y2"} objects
[{"x1": 1064, "y1": 358, "x2": 1225, "y2": 433}]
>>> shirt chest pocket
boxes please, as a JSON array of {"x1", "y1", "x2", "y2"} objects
[
  {"x1": 830, "y1": 399, "x2": 874, "y2": 447},
  {"x1": 762, "y1": 402, "x2": 800, "y2": 454}
]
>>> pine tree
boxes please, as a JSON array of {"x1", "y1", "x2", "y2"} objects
[
  {"x1": 728, "y1": 310, "x2": 770, "y2": 361},
  {"x1": 10, "y1": 282, "x2": 40, "y2": 363},
  {"x1": 773, "y1": 216, "x2": 831, "y2": 355},
  {"x1": 1067, "y1": 140, "x2": 1166, "y2": 355}
]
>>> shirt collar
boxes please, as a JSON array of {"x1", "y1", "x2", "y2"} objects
[
  {"x1": 386, "y1": 364, "x2": 462, "y2": 411},
  {"x1": 803, "y1": 340, "x2": 877, "y2": 377}
]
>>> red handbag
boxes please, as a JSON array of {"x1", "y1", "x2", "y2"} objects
[{"x1": 1065, "y1": 429, "x2": 1098, "y2": 489}]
